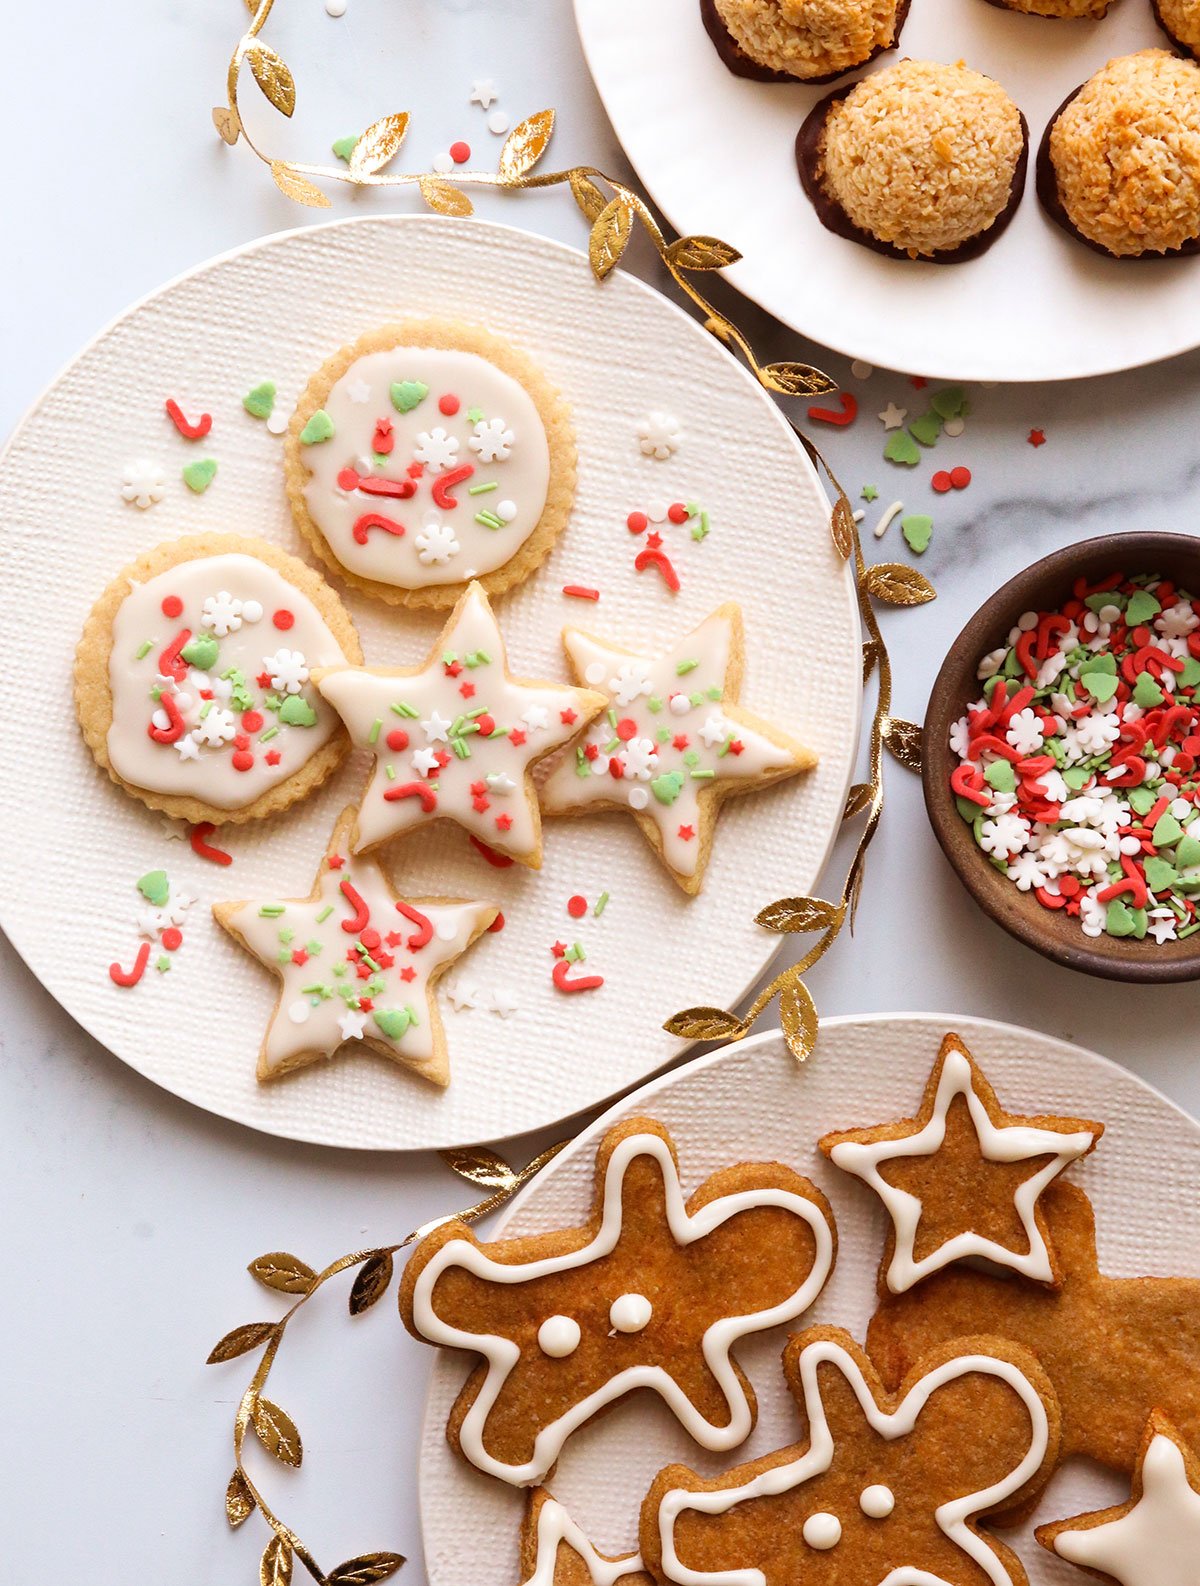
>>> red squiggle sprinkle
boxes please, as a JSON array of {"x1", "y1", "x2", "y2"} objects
[
  {"x1": 552, "y1": 958, "x2": 604, "y2": 993},
  {"x1": 147, "y1": 692, "x2": 186, "y2": 744},
  {"x1": 806, "y1": 392, "x2": 858, "y2": 428},
  {"x1": 165, "y1": 398, "x2": 212, "y2": 440},
  {"x1": 562, "y1": 584, "x2": 600, "y2": 601},
  {"x1": 383, "y1": 781, "x2": 439, "y2": 812},
  {"x1": 394, "y1": 899, "x2": 433, "y2": 951},
  {"x1": 353, "y1": 512, "x2": 407, "y2": 544},
  {"x1": 190, "y1": 822, "x2": 233, "y2": 865},
  {"x1": 337, "y1": 465, "x2": 417, "y2": 499},
  {"x1": 109, "y1": 942, "x2": 151, "y2": 987},
  {"x1": 634, "y1": 542, "x2": 680, "y2": 593},
  {"x1": 339, "y1": 880, "x2": 371, "y2": 934},
  {"x1": 431, "y1": 463, "x2": 475, "y2": 510},
  {"x1": 158, "y1": 629, "x2": 192, "y2": 682},
  {"x1": 468, "y1": 835, "x2": 514, "y2": 868}
]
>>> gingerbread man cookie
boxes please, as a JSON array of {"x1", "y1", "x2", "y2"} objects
[
  {"x1": 212, "y1": 807, "x2": 496, "y2": 1084},
  {"x1": 285, "y1": 319, "x2": 575, "y2": 609},
  {"x1": 642, "y1": 1327, "x2": 1060, "y2": 1586},
  {"x1": 399, "y1": 1116, "x2": 837, "y2": 1485},
  {"x1": 820, "y1": 1033, "x2": 1103, "y2": 1293},
  {"x1": 867, "y1": 1180, "x2": 1200, "y2": 1476},
  {"x1": 315, "y1": 582, "x2": 605, "y2": 864},
  {"x1": 540, "y1": 604, "x2": 815, "y2": 894},
  {"x1": 520, "y1": 1489, "x2": 652, "y2": 1586},
  {"x1": 1037, "y1": 1413, "x2": 1200, "y2": 1586}
]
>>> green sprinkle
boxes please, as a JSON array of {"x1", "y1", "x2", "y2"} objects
[
  {"x1": 466, "y1": 649, "x2": 491, "y2": 667},
  {"x1": 331, "y1": 134, "x2": 359, "y2": 161},
  {"x1": 279, "y1": 695, "x2": 317, "y2": 727},
  {"x1": 258, "y1": 904, "x2": 285, "y2": 917},
  {"x1": 572, "y1": 941, "x2": 585, "y2": 962},
  {"x1": 182, "y1": 458, "x2": 218, "y2": 493},
  {"x1": 676, "y1": 659, "x2": 699, "y2": 675},
  {"x1": 385, "y1": 763, "x2": 396, "y2": 780},
  {"x1": 656, "y1": 727, "x2": 671, "y2": 744},
  {"x1": 391, "y1": 700, "x2": 419, "y2": 718},
  {"x1": 468, "y1": 481, "x2": 498, "y2": 495},
  {"x1": 909, "y1": 411, "x2": 943, "y2": 447},
  {"x1": 576, "y1": 747, "x2": 590, "y2": 777},
  {"x1": 1105, "y1": 899, "x2": 1138, "y2": 938},
  {"x1": 1126, "y1": 590, "x2": 1162, "y2": 626},
  {"x1": 259, "y1": 726, "x2": 279, "y2": 742},
  {"x1": 135, "y1": 639, "x2": 153, "y2": 660},
  {"x1": 1154, "y1": 811, "x2": 1185, "y2": 847},
  {"x1": 706, "y1": 686, "x2": 722, "y2": 701},
  {"x1": 301, "y1": 981, "x2": 329, "y2": 997},
  {"x1": 691, "y1": 768, "x2": 716, "y2": 780},
  {"x1": 683, "y1": 749, "x2": 700, "y2": 767},
  {"x1": 155, "y1": 955, "x2": 171, "y2": 974},
  {"x1": 316, "y1": 904, "x2": 333, "y2": 923},
  {"x1": 243, "y1": 380, "x2": 276, "y2": 419},
  {"x1": 861, "y1": 484, "x2": 879, "y2": 503},
  {"x1": 467, "y1": 407, "x2": 484, "y2": 424},
  {"x1": 368, "y1": 717, "x2": 382, "y2": 744},
  {"x1": 305, "y1": 940, "x2": 322, "y2": 956},
  {"x1": 930, "y1": 386, "x2": 966, "y2": 420},
  {"x1": 1145, "y1": 856, "x2": 1178, "y2": 892},
  {"x1": 1133, "y1": 673, "x2": 1165, "y2": 710},
  {"x1": 984, "y1": 760, "x2": 1016, "y2": 793},
  {"x1": 278, "y1": 927, "x2": 294, "y2": 945},
  {"x1": 901, "y1": 514, "x2": 933, "y2": 555},
  {"x1": 374, "y1": 1007, "x2": 413, "y2": 1040},
  {"x1": 651, "y1": 770, "x2": 685, "y2": 806},
  {"x1": 1176, "y1": 834, "x2": 1200, "y2": 869},
  {"x1": 691, "y1": 511, "x2": 710, "y2": 543},
  {"x1": 475, "y1": 511, "x2": 504, "y2": 529},
  {"x1": 390, "y1": 380, "x2": 428, "y2": 414},
  {"x1": 299, "y1": 410, "x2": 335, "y2": 445},
  {"x1": 181, "y1": 633, "x2": 219, "y2": 670},
  {"x1": 594, "y1": 891, "x2": 609, "y2": 917},
  {"x1": 1082, "y1": 672, "x2": 1119, "y2": 705},
  {"x1": 452, "y1": 738, "x2": 470, "y2": 759},
  {"x1": 884, "y1": 429, "x2": 921, "y2": 467},
  {"x1": 646, "y1": 696, "x2": 663, "y2": 713}
]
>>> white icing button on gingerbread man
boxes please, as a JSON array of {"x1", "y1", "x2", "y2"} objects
[
  {"x1": 609, "y1": 1293, "x2": 653, "y2": 1333},
  {"x1": 860, "y1": 1484, "x2": 895, "y2": 1519},
  {"x1": 537, "y1": 1315, "x2": 581, "y2": 1358},
  {"x1": 802, "y1": 1513, "x2": 842, "y2": 1550}
]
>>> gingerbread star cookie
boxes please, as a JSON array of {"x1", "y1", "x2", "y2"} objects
[
  {"x1": 819, "y1": 1033, "x2": 1103, "y2": 1293},
  {"x1": 867, "y1": 1181, "x2": 1200, "y2": 1478},
  {"x1": 520, "y1": 1489, "x2": 651, "y2": 1586},
  {"x1": 1037, "y1": 1413, "x2": 1200, "y2": 1586},
  {"x1": 212, "y1": 807, "x2": 496, "y2": 1084},
  {"x1": 399, "y1": 1116, "x2": 836, "y2": 1484},
  {"x1": 315, "y1": 582, "x2": 605, "y2": 863},
  {"x1": 643, "y1": 1326, "x2": 1060, "y2": 1586},
  {"x1": 540, "y1": 604, "x2": 815, "y2": 894}
]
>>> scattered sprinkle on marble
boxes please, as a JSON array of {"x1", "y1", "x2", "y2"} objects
[
  {"x1": 470, "y1": 78, "x2": 499, "y2": 110},
  {"x1": 879, "y1": 402, "x2": 907, "y2": 431},
  {"x1": 325, "y1": 0, "x2": 347, "y2": 15},
  {"x1": 1029, "y1": 428, "x2": 1047, "y2": 448},
  {"x1": 873, "y1": 500, "x2": 904, "y2": 540},
  {"x1": 487, "y1": 111, "x2": 511, "y2": 136},
  {"x1": 944, "y1": 416, "x2": 965, "y2": 438},
  {"x1": 432, "y1": 151, "x2": 454, "y2": 174},
  {"x1": 266, "y1": 409, "x2": 289, "y2": 436},
  {"x1": 850, "y1": 359, "x2": 874, "y2": 379}
]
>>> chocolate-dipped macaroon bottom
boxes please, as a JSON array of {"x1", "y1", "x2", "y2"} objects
[{"x1": 700, "y1": 0, "x2": 911, "y2": 87}]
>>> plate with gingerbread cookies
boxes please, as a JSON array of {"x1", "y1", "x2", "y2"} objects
[
  {"x1": 0, "y1": 214, "x2": 859, "y2": 1150},
  {"x1": 416, "y1": 1010, "x2": 1200, "y2": 1585},
  {"x1": 574, "y1": 0, "x2": 1200, "y2": 380}
]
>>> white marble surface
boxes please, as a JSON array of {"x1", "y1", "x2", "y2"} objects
[{"x1": 3, "y1": 0, "x2": 1200, "y2": 1579}]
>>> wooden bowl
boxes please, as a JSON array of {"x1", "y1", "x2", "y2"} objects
[{"x1": 923, "y1": 532, "x2": 1200, "y2": 983}]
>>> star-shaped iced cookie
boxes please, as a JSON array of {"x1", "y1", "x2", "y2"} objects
[
  {"x1": 820, "y1": 1033, "x2": 1103, "y2": 1293},
  {"x1": 212, "y1": 807, "x2": 496, "y2": 1084},
  {"x1": 1038, "y1": 1414, "x2": 1200, "y2": 1586},
  {"x1": 315, "y1": 582, "x2": 604, "y2": 863},
  {"x1": 540, "y1": 604, "x2": 815, "y2": 894},
  {"x1": 520, "y1": 1490, "x2": 652, "y2": 1586}
]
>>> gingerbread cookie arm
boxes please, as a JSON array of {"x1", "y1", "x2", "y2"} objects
[{"x1": 520, "y1": 1489, "x2": 651, "y2": 1586}]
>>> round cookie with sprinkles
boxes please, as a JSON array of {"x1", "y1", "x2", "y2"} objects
[
  {"x1": 540, "y1": 604, "x2": 816, "y2": 895},
  {"x1": 285, "y1": 319, "x2": 575, "y2": 609},
  {"x1": 75, "y1": 535, "x2": 361, "y2": 824}
]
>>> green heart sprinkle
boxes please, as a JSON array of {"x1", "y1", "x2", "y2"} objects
[
  {"x1": 1082, "y1": 673, "x2": 1119, "y2": 705},
  {"x1": 331, "y1": 134, "x2": 359, "y2": 162},
  {"x1": 182, "y1": 458, "x2": 217, "y2": 493},
  {"x1": 373, "y1": 1007, "x2": 412, "y2": 1039},
  {"x1": 930, "y1": 386, "x2": 966, "y2": 420},
  {"x1": 1105, "y1": 899, "x2": 1137, "y2": 937},
  {"x1": 650, "y1": 770, "x2": 685, "y2": 806},
  {"x1": 137, "y1": 869, "x2": 171, "y2": 907},
  {"x1": 1125, "y1": 590, "x2": 1162, "y2": 626},
  {"x1": 181, "y1": 633, "x2": 219, "y2": 670},
  {"x1": 1177, "y1": 834, "x2": 1200, "y2": 869},
  {"x1": 278, "y1": 695, "x2": 318, "y2": 727},
  {"x1": 390, "y1": 380, "x2": 428, "y2": 414},
  {"x1": 299, "y1": 410, "x2": 334, "y2": 445},
  {"x1": 908, "y1": 412, "x2": 943, "y2": 447},
  {"x1": 243, "y1": 380, "x2": 276, "y2": 419},
  {"x1": 901, "y1": 515, "x2": 933, "y2": 554},
  {"x1": 1145, "y1": 856, "x2": 1179, "y2": 893},
  {"x1": 984, "y1": 760, "x2": 1016, "y2": 793},
  {"x1": 883, "y1": 430, "x2": 921, "y2": 466}
]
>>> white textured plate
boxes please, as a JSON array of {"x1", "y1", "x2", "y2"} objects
[
  {"x1": 574, "y1": 0, "x2": 1200, "y2": 381},
  {"x1": 0, "y1": 215, "x2": 858, "y2": 1151},
  {"x1": 419, "y1": 1011, "x2": 1200, "y2": 1583}
]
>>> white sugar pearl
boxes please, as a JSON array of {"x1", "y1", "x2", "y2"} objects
[
  {"x1": 325, "y1": 0, "x2": 347, "y2": 14},
  {"x1": 628, "y1": 785, "x2": 649, "y2": 810},
  {"x1": 1172, "y1": 798, "x2": 1191, "y2": 819},
  {"x1": 802, "y1": 1513, "x2": 841, "y2": 1550},
  {"x1": 1099, "y1": 604, "x2": 1122, "y2": 624},
  {"x1": 585, "y1": 662, "x2": 606, "y2": 685},
  {"x1": 241, "y1": 600, "x2": 263, "y2": 623},
  {"x1": 860, "y1": 1485, "x2": 894, "y2": 1519},
  {"x1": 151, "y1": 707, "x2": 171, "y2": 731},
  {"x1": 609, "y1": 1293, "x2": 652, "y2": 1333},
  {"x1": 1018, "y1": 611, "x2": 1039, "y2": 632},
  {"x1": 434, "y1": 917, "x2": 460, "y2": 941},
  {"x1": 943, "y1": 416, "x2": 965, "y2": 438},
  {"x1": 495, "y1": 499, "x2": 517, "y2": 523},
  {"x1": 647, "y1": 500, "x2": 668, "y2": 523},
  {"x1": 432, "y1": 151, "x2": 454, "y2": 174},
  {"x1": 266, "y1": 410, "x2": 289, "y2": 436},
  {"x1": 287, "y1": 999, "x2": 311, "y2": 1024},
  {"x1": 850, "y1": 359, "x2": 873, "y2": 380},
  {"x1": 487, "y1": 111, "x2": 510, "y2": 135},
  {"x1": 669, "y1": 693, "x2": 691, "y2": 716},
  {"x1": 590, "y1": 755, "x2": 610, "y2": 776},
  {"x1": 537, "y1": 1315, "x2": 580, "y2": 1358},
  {"x1": 1119, "y1": 837, "x2": 1143, "y2": 857}
]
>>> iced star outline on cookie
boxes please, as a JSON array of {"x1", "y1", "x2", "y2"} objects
[
  {"x1": 212, "y1": 806, "x2": 496, "y2": 1085},
  {"x1": 520, "y1": 1490, "x2": 652, "y2": 1586},
  {"x1": 819, "y1": 1033, "x2": 1103, "y2": 1293},
  {"x1": 315, "y1": 582, "x2": 605, "y2": 863},
  {"x1": 1037, "y1": 1413, "x2": 1200, "y2": 1586},
  {"x1": 399, "y1": 1116, "x2": 836, "y2": 1485},
  {"x1": 540, "y1": 604, "x2": 815, "y2": 894}
]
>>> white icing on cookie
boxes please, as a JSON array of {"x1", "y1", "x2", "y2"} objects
[
  {"x1": 801, "y1": 1513, "x2": 841, "y2": 1550},
  {"x1": 299, "y1": 347, "x2": 551, "y2": 589},
  {"x1": 610, "y1": 1293, "x2": 653, "y2": 1333},
  {"x1": 859, "y1": 1484, "x2": 895, "y2": 1519},
  {"x1": 408, "y1": 1130, "x2": 835, "y2": 1485},
  {"x1": 317, "y1": 583, "x2": 602, "y2": 859},
  {"x1": 537, "y1": 1316, "x2": 581, "y2": 1358},
  {"x1": 522, "y1": 1497, "x2": 646, "y2": 1586},
  {"x1": 657, "y1": 1337, "x2": 1051, "y2": 1586},
  {"x1": 106, "y1": 553, "x2": 348, "y2": 809},
  {"x1": 541, "y1": 608, "x2": 804, "y2": 883}
]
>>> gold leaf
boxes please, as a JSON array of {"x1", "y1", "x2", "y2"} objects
[
  {"x1": 568, "y1": 170, "x2": 608, "y2": 224},
  {"x1": 252, "y1": 1396, "x2": 303, "y2": 1468},
  {"x1": 248, "y1": 1251, "x2": 317, "y2": 1295},
  {"x1": 326, "y1": 1554, "x2": 406, "y2": 1585},
  {"x1": 843, "y1": 781, "x2": 874, "y2": 819},
  {"x1": 350, "y1": 112, "x2": 410, "y2": 178},
  {"x1": 226, "y1": 1468, "x2": 255, "y2": 1529},
  {"x1": 662, "y1": 1006, "x2": 747, "y2": 1042},
  {"x1": 261, "y1": 1535, "x2": 293, "y2": 1586},
  {"x1": 499, "y1": 109, "x2": 555, "y2": 182},
  {"x1": 848, "y1": 864, "x2": 866, "y2": 931},
  {"x1": 882, "y1": 716, "x2": 925, "y2": 772},
  {"x1": 439, "y1": 1145, "x2": 517, "y2": 1192},
  {"x1": 589, "y1": 197, "x2": 635, "y2": 281},
  {"x1": 664, "y1": 235, "x2": 742, "y2": 271},
  {"x1": 206, "y1": 1320, "x2": 276, "y2": 1364},
  {"x1": 269, "y1": 162, "x2": 331, "y2": 208},
  {"x1": 830, "y1": 496, "x2": 856, "y2": 561},
  {"x1": 759, "y1": 361, "x2": 837, "y2": 399},
  {"x1": 862, "y1": 639, "x2": 881, "y2": 684},
  {"x1": 246, "y1": 42, "x2": 296, "y2": 118},
  {"x1": 755, "y1": 896, "x2": 841, "y2": 934},
  {"x1": 864, "y1": 563, "x2": 937, "y2": 607},
  {"x1": 212, "y1": 105, "x2": 241, "y2": 145},
  {"x1": 419, "y1": 175, "x2": 474, "y2": 217},
  {"x1": 779, "y1": 978, "x2": 819, "y2": 1064},
  {"x1": 349, "y1": 1251, "x2": 394, "y2": 1316}
]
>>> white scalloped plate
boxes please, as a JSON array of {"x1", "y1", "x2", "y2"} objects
[
  {"x1": 419, "y1": 1012, "x2": 1200, "y2": 1583},
  {"x1": 0, "y1": 215, "x2": 858, "y2": 1150},
  {"x1": 574, "y1": 0, "x2": 1200, "y2": 381}
]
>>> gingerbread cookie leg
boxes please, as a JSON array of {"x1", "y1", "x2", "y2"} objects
[{"x1": 520, "y1": 1489, "x2": 652, "y2": 1586}]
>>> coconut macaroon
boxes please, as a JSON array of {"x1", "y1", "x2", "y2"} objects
[
  {"x1": 796, "y1": 60, "x2": 1028, "y2": 262},
  {"x1": 701, "y1": 0, "x2": 908, "y2": 84},
  {"x1": 1154, "y1": 0, "x2": 1200, "y2": 58},
  {"x1": 1040, "y1": 52, "x2": 1200, "y2": 259},
  {"x1": 987, "y1": 0, "x2": 1110, "y2": 22}
]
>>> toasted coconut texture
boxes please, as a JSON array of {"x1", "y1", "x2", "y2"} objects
[
  {"x1": 704, "y1": 0, "x2": 908, "y2": 83},
  {"x1": 987, "y1": 0, "x2": 1111, "y2": 22},
  {"x1": 1155, "y1": 0, "x2": 1200, "y2": 58},
  {"x1": 1042, "y1": 51, "x2": 1200, "y2": 258},
  {"x1": 798, "y1": 60, "x2": 1028, "y2": 261}
]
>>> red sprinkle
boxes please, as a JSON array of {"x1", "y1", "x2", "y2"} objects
[
  {"x1": 439, "y1": 393, "x2": 461, "y2": 415},
  {"x1": 562, "y1": 584, "x2": 600, "y2": 601},
  {"x1": 273, "y1": 609, "x2": 294, "y2": 630},
  {"x1": 1028, "y1": 429, "x2": 1046, "y2": 448},
  {"x1": 431, "y1": 463, "x2": 475, "y2": 510},
  {"x1": 231, "y1": 750, "x2": 254, "y2": 772},
  {"x1": 932, "y1": 471, "x2": 953, "y2": 494},
  {"x1": 949, "y1": 465, "x2": 972, "y2": 489},
  {"x1": 164, "y1": 398, "x2": 212, "y2": 441},
  {"x1": 806, "y1": 392, "x2": 858, "y2": 427},
  {"x1": 383, "y1": 781, "x2": 439, "y2": 812},
  {"x1": 567, "y1": 894, "x2": 588, "y2": 918},
  {"x1": 487, "y1": 911, "x2": 505, "y2": 932},
  {"x1": 449, "y1": 141, "x2": 470, "y2": 164},
  {"x1": 190, "y1": 822, "x2": 233, "y2": 865},
  {"x1": 161, "y1": 594, "x2": 183, "y2": 618},
  {"x1": 386, "y1": 728, "x2": 410, "y2": 751},
  {"x1": 552, "y1": 958, "x2": 604, "y2": 994},
  {"x1": 353, "y1": 511, "x2": 407, "y2": 544},
  {"x1": 469, "y1": 835, "x2": 514, "y2": 868},
  {"x1": 109, "y1": 942, "x2": 151, "y2": 987},
  {"x1": 242, "y1": 710, "x2": 264, "y2": 733},
  {"x1": 667, "y1": 502, "x2": 689, "y2": 524},
  {"x1": 627, "y1": 511, "x2": 648, "y2": 535},
  {"x1": 161, "y1": 927, "x2": 183, "y2": 951},
  {"x1": 634, "y1": 537, "x2": 681, "y2": 593},
  {"x1": 395, "y1": 900, "x2": 434, "y2": 951},
  {"x1": 339, "y1": 880, "x2": 371, "y2": 933}
]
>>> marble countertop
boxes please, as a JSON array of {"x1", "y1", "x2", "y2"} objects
[{"x1": 3, "y1": 1, "x2": 1199, "y2": 1578}]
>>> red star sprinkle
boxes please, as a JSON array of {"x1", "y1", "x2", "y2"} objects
[
  {"x1": 444, "y1": 659, "x2": 463, "y2": 677},
  {"x1": 376, "y1": 950, "x2": 395, "y2": 969},
  {"x1": 678, "y1": 824, "x2": 695, "y2": 840},
  {"x1": 386, "y1": 930, "x2": 404, "y2": 947},
  {"x1": 407, "y1": 462, "x2": 424, "y2": 479},
  {"x1": 459, "y1": 681, "x2": 476, "y2": 699},
  {"x1": 560, "y1": 709, "x2": 578, "y2": 725},
  {"x1": 328, "y1": 854, "x2": 345, "y2": 869},
  {"x1": 673, "y1": 734, "x2": 690, "y2": 751},
  {"x1": 290, "y1": 948, "x2": 309, "y2": 966},
  {"x1": 729, "y1": 740, "x2": 745, "y2": 756},
  {"x1": 265, "y1": 750, "x2": 282, "y2": 766},
  {"x1": 434, "y1": 749, "x2": 452, "y2": 770},
  {"x1": 495, "y1": 812, "x2": 513, "y2": 831},
  {"x1": 470, "y1": 780, "x2": 488, "y2": 797},
  {"x1": 646, "y1": 531, "x2": 664, "y2": 549},
  {"x1": 355, "y1": 963, "x2": 371, "y2": 980},
  {"x1": 400, "y1": 966, "x2": 417, "y2": 983},
  {"x1": 1028, "y1": 428, "x2": 1046, "y2": 448},
  {"x1": 910, "y1": 375, "x2": 928, "y2": 389},
  {"x1": 584, "y1": 742, "x2": 599, "y2": 760},
  {"x1": 358, "y1": 997, "x2": 373, "y2": 1011},
  {"x1": 472, "y1": 795, "x2": 491, "y2": 813},
  {"x1": 551, "y1": 941, "x2": 567, "y2": 958},
  {"x1": 256, "y1": 671, "x2": 271, "y2": 688}
]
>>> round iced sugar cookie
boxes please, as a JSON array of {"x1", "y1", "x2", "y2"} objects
[
  {"x1": 284, "y1": 319, "x2": 576, "y2": 609},
  {"x1": 75, "y1": 535, "x2": 362, "y2": 823}
]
